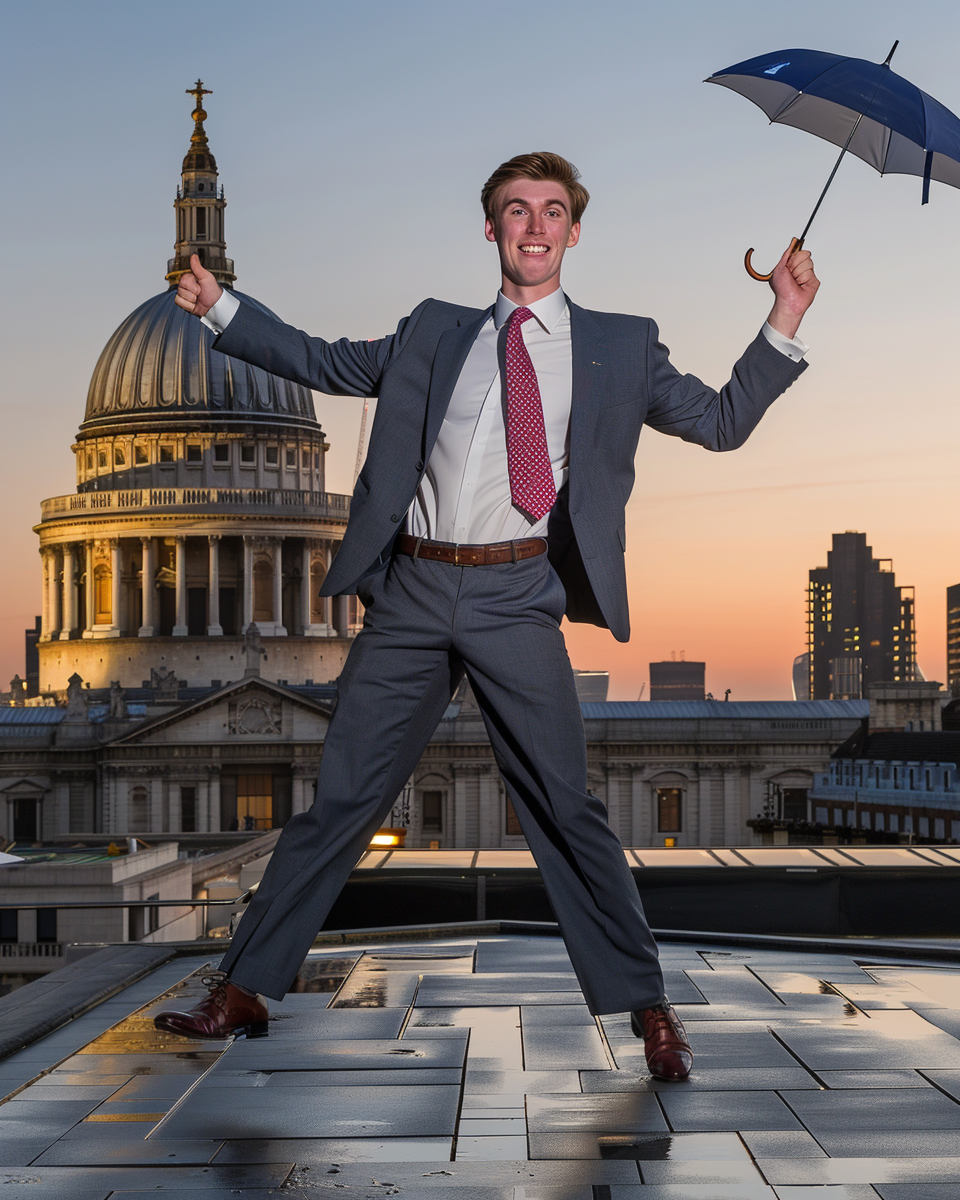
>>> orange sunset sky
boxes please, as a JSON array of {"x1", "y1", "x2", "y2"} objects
[{"x1": 1, "y1": 0, "x2": 957, "y2": 699}]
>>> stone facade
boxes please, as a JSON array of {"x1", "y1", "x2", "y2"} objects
[{"x1": 0, "y1": 691, "x2": 869, "y2": 850}]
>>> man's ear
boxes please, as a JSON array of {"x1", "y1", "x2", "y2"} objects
[
  {"x1": 484, "y1": 217, "x2": 498, "y2": 244},
  {"x1": 566, "y1": 222, "x2": 581, "y2": 249}
]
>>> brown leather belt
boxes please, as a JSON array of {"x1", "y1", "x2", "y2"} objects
[{"x1": 394, "y1": 533, "x2": 547, "y2": 567}]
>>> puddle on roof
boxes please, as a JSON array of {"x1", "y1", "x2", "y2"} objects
[
  {"x1": 288, "y1": 957, "x2": 358, "y2": 993},
  {"x1": 756, "y1": 972, "x2": 841, "y2": 995}
]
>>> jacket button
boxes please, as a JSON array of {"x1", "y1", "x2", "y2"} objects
[
  {"x1": 415, "y1": 460, "x2": 424, "y2": 472},
  {"x1": 390, "y1": 513, "x2": 400, "y2": 523}
]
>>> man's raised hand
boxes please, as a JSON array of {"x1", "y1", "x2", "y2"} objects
[
  {"x1": 175, "y1": 253, "x2": 223, "y2": 318},
  {"x1": 766, "y1": 239, "x2": 820, "y2": 341}
]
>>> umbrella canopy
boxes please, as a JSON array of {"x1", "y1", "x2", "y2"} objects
[{"x1": 707, "y1": 47, "x2": 960, "y2": 199}]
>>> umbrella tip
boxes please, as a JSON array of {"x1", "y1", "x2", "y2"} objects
[{"x1": 883, "y1": 39, "x2": 899, "y2": 66}]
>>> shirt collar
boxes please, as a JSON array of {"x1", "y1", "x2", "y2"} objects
[{"x1": 493, "y1": 286, "x2": 568, "y2": 333}]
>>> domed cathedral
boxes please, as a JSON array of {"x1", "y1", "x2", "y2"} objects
[{"x1": 35, "y1": 83, "x2": 357, "y2": 694}]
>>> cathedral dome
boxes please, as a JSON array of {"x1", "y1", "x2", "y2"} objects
[{"x1": 81, "y1": 288, "x2": 317, "y2": 432}]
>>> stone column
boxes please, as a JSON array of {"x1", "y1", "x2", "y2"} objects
[
  {"x1": 292, "y1": 773, "x2": 311, "y2": 816},
  {"x1": 332, "y1": 594, "x2": 351, "y2": 637},
  {"x1": 59, "y1": 544, "x2": 77, "y2": 639},
  {"x1": 173, "y1": 536, "x2": 188, "y2": 636},
  {"x1": 82, "y1": 541, "x2": 95, "y2": 637},
  {"x1": 139, "y1": 537, "x2": 156, "y2": 636},
  {"x1": 208, "y1": 770, "x2": 221, "y2": 832},
  {"x1": 631, "y1": 772, "x2": 650, "y2": 846},
  {"x1": 39, "y1": 549, "x2": 52, "y2": 641},
  {"x1": 207, "y1": 535, "x2": 223, "y2": 635},
  {"x1": 46, "y1": 548, "x2": 62, "y2": 639},
  {"x1": 112, "y1": 778, "x2": 128, "y2": 837},
  {"x1": 107, "y1": 539, "x2": 122, "y2": 637},
  {"x1": 242, "y1": 536, "x2": 254, "y2": 630},
  {"x1": 300, "y1": 541, "x2": 313, "y2": 635},
  {"x1": 272, "y1": 538, "x2": 286, "y2": 636},
  {"x1": 150, "y1": 776, "x2": 164, "y2": 832}
]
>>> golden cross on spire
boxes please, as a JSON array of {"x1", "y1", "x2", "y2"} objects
[
  {"x1": 187, "y1": 79, "x2": 211, "y2": 126},
  {"x1": 187, "y1": 79, "x2": 212, "y2": 108}
]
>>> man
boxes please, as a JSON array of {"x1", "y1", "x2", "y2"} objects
[{"x1": 155, "y1": 153, "x2": 818, "y2": 1081}]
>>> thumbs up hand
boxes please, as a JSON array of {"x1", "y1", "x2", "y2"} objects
[{"x1": 175, "y1": 253, "x2": 223, "y2": 317}]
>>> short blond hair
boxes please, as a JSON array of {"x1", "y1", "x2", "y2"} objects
[{"x1": 481, "y1": 152, "x2": 589, "y2": 225}]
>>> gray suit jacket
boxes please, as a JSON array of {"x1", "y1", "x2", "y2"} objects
[{"x1": 213, "y1": 297, "x2": 806, "y2": 642}]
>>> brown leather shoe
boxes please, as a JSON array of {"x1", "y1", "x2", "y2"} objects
[
  {"x1": 153, "y1": 971, "x2": 269, "y2": 1041},
  {"x1": 631, "y1": 997, "x2": 693, "y2": 1081}
]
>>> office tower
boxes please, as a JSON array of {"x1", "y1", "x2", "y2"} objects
[
  {"x1": 807, "y1": 532, "x2": 917, "y2": 700},
  {"x1": 792, "y1": 652, "x2": 811, "y2": 701},
  {"x1": 650, "y1": 658, "x2": 706, "y2": 701}
]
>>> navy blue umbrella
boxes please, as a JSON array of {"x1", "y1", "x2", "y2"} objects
[{"x1": 706, "y1": 43, "x2": 960, "y2": 279}]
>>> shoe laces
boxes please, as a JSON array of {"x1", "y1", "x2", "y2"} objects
[{"x1": 200, "y1": 970, "x2": 229, "y2": 996}]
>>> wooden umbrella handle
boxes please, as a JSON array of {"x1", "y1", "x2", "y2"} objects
[{"x1": 744, "y1": 236, "x2": 803, "y2": 281}]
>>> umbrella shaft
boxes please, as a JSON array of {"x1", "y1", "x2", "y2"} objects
[{"x1": 799, "y1": 111, "x2": 864, "y2": 241}]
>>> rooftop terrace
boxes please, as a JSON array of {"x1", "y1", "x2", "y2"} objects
[{"x1": 1, "y1": 928, "x2": 960, "y2": 1197}]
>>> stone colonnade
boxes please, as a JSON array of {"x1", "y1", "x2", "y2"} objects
[{"x1": 39, "y1": 534, "x2": 344, "y2": 641}]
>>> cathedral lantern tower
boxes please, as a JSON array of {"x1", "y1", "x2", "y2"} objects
[
  {"x1": 166, "y1": 82, "x2": 235, "y2": 288},
  {"x1": 34, "y1": 85, "x2": 356, "y2": 693}
]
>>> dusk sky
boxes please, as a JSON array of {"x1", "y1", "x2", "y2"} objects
[{"x1": 1, "y1": 0, "x2": 957, "y2": 699}]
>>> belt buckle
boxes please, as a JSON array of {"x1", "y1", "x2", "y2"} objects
[{"x1": 454, "y1": 544, "x2": 462, "y2": 567}]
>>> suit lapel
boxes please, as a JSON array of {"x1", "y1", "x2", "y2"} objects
[
  {"x1": 423, "y1": 307, "x2": 493, "y2": 460},
  {"x1": 568, "y1": 301, "x2": 607, "y2": 499}
]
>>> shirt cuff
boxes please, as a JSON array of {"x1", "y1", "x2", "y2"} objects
[
  {"x1": 200, "y1": 288, "x2": 240, "y2": 335},
  {"x1": 761, "y1": 321, "x2": 808, "y2": 362}
]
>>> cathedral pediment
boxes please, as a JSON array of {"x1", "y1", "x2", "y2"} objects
[{"x1": 105, "y1": 677, "x2": 332, "y2": 747}]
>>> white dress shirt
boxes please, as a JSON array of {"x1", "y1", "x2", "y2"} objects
[{"x1": 203, "y1": 289, "x2": 807, "y2": 544}]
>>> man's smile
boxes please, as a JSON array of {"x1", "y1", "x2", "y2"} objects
[{"x1": 519, "y1": 244, "x2": 550, "y2": 254}]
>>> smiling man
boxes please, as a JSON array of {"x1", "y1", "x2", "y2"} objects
[{"x1": 155, "y1": 152, "x2": 818, "y2": 1082}]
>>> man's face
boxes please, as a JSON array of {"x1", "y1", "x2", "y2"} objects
[{"x1": 485, "y1": 178, "x2": 580, "y2": 300}]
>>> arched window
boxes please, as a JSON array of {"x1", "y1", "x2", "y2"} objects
[
  {"x1": 94, "y1": 564, "x2": 112, "y2": 625},
  {"x1": 128, "y1": 787, "x2": 149, "y2": 832},
  {"x1": 310, "y1": 557, "x2": 327, "y2": 624},
  {"x1": 253, "y1": 560, "x2": 273, "y2": 623}
]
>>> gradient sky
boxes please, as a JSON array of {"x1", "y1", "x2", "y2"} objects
[{"x1": 1, "y1": 0, "x2": 957, "y2": 699}]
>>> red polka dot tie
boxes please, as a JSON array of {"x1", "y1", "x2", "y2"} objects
[{"x1": 505, "y1": 307, "x2": 557, "y2": 521}]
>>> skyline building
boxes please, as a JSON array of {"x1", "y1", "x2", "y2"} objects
[
  {"x1": 33, "y1": 83, "x2": 356, "y2": 694},
  {"x1": 949, "y1": 583, "x2": 960, "y2": 698},
  {"x1": 807, "y1": 531, "x2": 917, "y2": 701},
  {"x1": 791, "y1": 652, "x2": 811, "y2": 702},
  {"x1": 649, "y1": 658, "x2": 706, "y2": 702}
]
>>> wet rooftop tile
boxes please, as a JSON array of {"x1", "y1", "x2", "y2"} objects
[{"x1": 1, "y1": 933, "x2": 959, "y2": 1191}]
